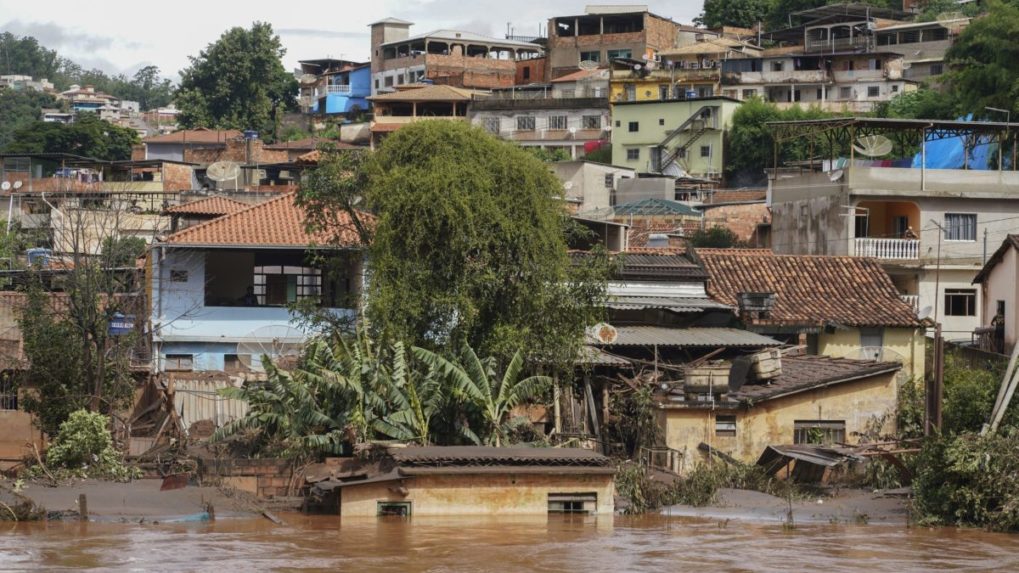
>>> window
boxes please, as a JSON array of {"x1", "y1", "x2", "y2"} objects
[
  {"x1": 794, "y1": 420, "x2": 846, "y2": 445},
  {"x1": 374, "y1": 79, "x2": 380, "y2": 89},
  {"x1": 659, "y1": 85, "x2": 670, "y2": 100},
  {"x1": 614, "y1": 120, "x2": 621, "y2": 128},
  {"x1": 582, "y1": 115, "x2": 601, "y2": 129},
  {"x1": 715, "y1": 415, "x2": 736, "y2": 437},
  {"x1": 628, "y1": 121, "x2": 639, "y2": 132},
  {"x1": 516, "y1": 116, "x2": 536, "y2": 131},
  {"x1": 483, "y1": 117, "x2": 500, "y2": 134},
  {"x1": 742, "y1": 89, "x2": 756, "y2": 100},
  {"x1": 891, "y1": 85, "x2": 899, "y2": 93},
  {"x1": 944, "y1": 213, "x2": 977, "y2": 241},
  {"x1": 816, "y1": 88, "x2": 823, "y2": 100},
  {"x1": 548, "y1": 493, "x2": 597, "y2": 513},
  {"x1": 254, "y1": 265, "x2": 322, "y2": 306},
  {"x1": 607, "y1": 49, "x2": 632, "y2": 60},
  {"x1": 771, "y1": 61, "x2": 784, "y2": 72},
  {"x1": 604, "y1": 173, "x2": 615, "y2": 188},
  {"x1": 658, "y1": 118, "x2": 665, "y2": 126},
  {"x1": 700, "y1": 145, "x2": 711, "y2": 158},
  {"x1": 165, "y1": 354, "x2": 194, "y2": 372},
  {"x1": 384, "y1": 76, "x2": 394, "y2": 87},
  {"x1": 697, "y1": 86, "x2": 713, "y2": 98},
  {"x1": 170, "y1": 270, "x2": 188, "y2": 282},
  {"x1": 580, "y1": 51, "x2": 601, "y2": 63},
  {"x1": 522, "y1": 67, "x2": 530, "y2": 80},
  {"x1": 839, "y1": 86, "x2": 852, "y2": 99},
  {"x1": 945, "y1": 289, "x2": 977, "y2": 317},
  {"x1": 860, "y1": 327, "x2": 884, "y2": 360},
  {"x1": 929, "y1": 63, "x2": 944, "y2": 76},
  {"x1": 224, "y1": 354, "x2": 250, "y2": 372},
  {"x1": 0, "y1": 376, "x2": 16, "y2": 411},
  {"x1": 867, "y1": 86, "x2": 880, "y2": 98},
  {"x1": 626, "y1": 148, "x2": 640, "y2": 161},
  {"x1": 377, "y1": 502, "x2": 412, "y2": 516},
  {"x1": 548, "y1": 115, "x2": 568, "y2": 130}
]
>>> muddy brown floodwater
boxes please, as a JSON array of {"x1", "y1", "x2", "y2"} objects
[{"x1": 3, "y1": 514, "x2": 1019, "y2": 572}]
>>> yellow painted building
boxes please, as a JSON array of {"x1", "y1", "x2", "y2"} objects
[
  {"x1": 324, "y1": 446, "x2": 616, "y2": 517},
  {"x1": 817, "y1": 327, "x2": 925, "y2": 382},
  {"x1": 658, "y1": 355, "x2": 901, "y2": 473}
]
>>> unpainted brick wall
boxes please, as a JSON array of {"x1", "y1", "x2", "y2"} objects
[
  {"x1": 162, "y1": 163, "x2": 195, "y2": 192},
  {"x1": 703, "y1": 203, "x2": 771, "y2": 246},
  {"x1": 200, "y1": 458, "x2": 296, "y2": 499}
]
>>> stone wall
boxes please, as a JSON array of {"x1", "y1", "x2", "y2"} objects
[{"x1": 199, "y1": 458, "x2": 296, "y2": 499}]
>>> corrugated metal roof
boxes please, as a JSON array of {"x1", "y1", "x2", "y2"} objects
[
  {"x1": 606, "y1": 296, "x2": 731, "y2": 312},
  {"x1": 614, "y1": 198, "x2": 700, "y2": 217},
  {"x1": 577, "y1": 346, "x2": 632, "y2": 366},
  {"x1": 171, "y1": 377, "x2": 249, "y2": 433},
  {"x1": 589, "y1": 326, "x2": 781, "y2": 347}
]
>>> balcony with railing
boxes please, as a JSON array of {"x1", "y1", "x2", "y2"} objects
[
  {"x1": 854, "y1": 237, "x2": 919, "y2": 260},
  {"x1": 900, "y1": 294, "x2": 920, "y2": 312}
]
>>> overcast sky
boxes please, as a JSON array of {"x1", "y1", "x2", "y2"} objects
[{"x1": 0, "y1": 1, "x2": 703, "y2": 80}]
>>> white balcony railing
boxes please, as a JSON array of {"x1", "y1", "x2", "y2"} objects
[
  {"x1": 855, "y1": 237, "x2": 919, "y2": 260},
  {"x1": 900, "y1": 294, "x2": 920, "y2": 312}
]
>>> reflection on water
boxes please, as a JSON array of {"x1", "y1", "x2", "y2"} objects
[{"x1": 2, "y1": 514, "x2": 1018, "y2": 572}]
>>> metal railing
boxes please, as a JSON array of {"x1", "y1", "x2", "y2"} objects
[{"x1": 854, "y1": 237, "x2": 919, "y2": 260}]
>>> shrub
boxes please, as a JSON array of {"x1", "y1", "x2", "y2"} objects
[{"x1": 44, "y1": 410, "x2": 135, "y2": 481}]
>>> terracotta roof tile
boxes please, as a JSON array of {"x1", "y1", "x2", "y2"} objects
[
  {"x1": 142, "y1": 128, "x2": 244, "y2": 145},
  {"x1": 164, "y1": 196, "x2": 248, "y2": 217},
  {"x1": 698, "y1": 250, "x2": 919, "y2": 328},
  {"x1": 369, "y1": 84, "x2": 482, "y2": 102},
  {"x1": 551, "y1": 68, "x2": 608, "y2": 83},
  {"x1": 164, "y1": 192, "x2": 372, "y2": 248}
]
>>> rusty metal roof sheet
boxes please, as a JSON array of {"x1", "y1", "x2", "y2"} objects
[{"x1": 589, "y1": 327, "x2": 781, "y2": 348}]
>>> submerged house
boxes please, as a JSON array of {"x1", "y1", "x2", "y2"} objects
[
  {"x1": 313, "y1": 446, "x2": 615, "y2": 516},
  {"x1": 150, "y1": 193, "x2": 371, "y2": 376}
]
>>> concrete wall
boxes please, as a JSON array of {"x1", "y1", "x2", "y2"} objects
[
  {"x1": 818, "y1": 327, "x2": 925, "y2": 382},
  {"x1": 769, "y1": 171, "x2": 850, "y2": 256},
  {"x1": 339, "y1": 473, "x2": 615, "y2": 517},
  {"x1": 0, "y1": 407, "x2": 44, "y2": 470},
  {"x1": 980, "y1": 247, "x2": 1018, "y2": 351},
  {"x1": 547, "y1": 12, "x2": 677, "y2": 78},
  {"x1": 552, "y1": 161, "x2": 634, "y2": 212},
  {"x1": 660, "y1": 370, "x2": 898, "y2": 472}
]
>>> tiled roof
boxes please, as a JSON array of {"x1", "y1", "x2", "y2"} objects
[
  {"x1": 142, "y1": 128, "x2": 244, "y2": 144},
  {"x1": 731, "y1": 356, "x2": 901, "y2": 403},
  {"x1": 618, "y1": 250, "x2": 707, "y2": 280},
  {"x1": 551, "y1": 68, "x2": 609, "y2": 83},
  {"x1": 163, "y1": 192, "x2": 371, "y2": 248},
  {"x1": 660, "y1": 37, "x2": 754, "y2": 56},
  {"x1": 973, "y1": 234, "x2": 1019, "y2": 284},
  {"x1": 164, "y1": 196, "x2": 248, "y2": 217},
  {"x1": 389, "y1": 446, "x2": 610, "y2": 466},
  {"x1": 369, "y1": 84, "x2": 482, "y2": 102},
  {"x1": 698, "y1": 249, "x2": 920, "y2": 328},
  {"x1": 588, "y1": 326, "x2": 781, "y2": 348}
]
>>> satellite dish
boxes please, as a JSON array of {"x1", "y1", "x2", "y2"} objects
[
  {"x1": 237, "y1": 325, "x2": 307, "y2": 371},
  {"x1": 206, "y1": 161, "x2": 241, "y2": 182},
  {"x1": 568, "y1": 126, "x2": 577, "y2": 135},
  {"x1": 578, "y1": 60, "x2": 599, "y2": 71},
  {"x1": 587, "y1": 323, "x2": 618, "y2": 344},
  {"x1": 853, "y1": 135, "x2": 893, "y2": 157},
  {"x1": 12, "y1": 181, "x2": 23, "y2": 190},
  {"x1": 299, "y1": 73, "x2": 319, "y2": 84},
  {"x1": 0, "y1": 182, "x2": 10, "y2": 192},
  {"x1": 829, "y1": 169, "x2": 844, "y2": 182},
  {"x1": 918, "y1": 305, "x2": 933, "y2": 321}
]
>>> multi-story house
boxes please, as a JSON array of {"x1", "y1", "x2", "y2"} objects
[
  {"x1": 468, "y1": 95, "x2": 609, "y2": 160},
  {"x1": 720, "y1": 49, "x2": 915, "y2": 112},
  {"x1": 368, "y1": 18, "x2": 542, "y2": 95},
  {"x1": 297, "y1": 59, "x2": 372, "y2": 116},
  {"x1": 551, "y1": 160, "x2": 635, "y2": 213},
  {"x1": 368, "y1": 84, "x2": 482, "y2": 148},
  {"x1": 768, "y1": 117, "x2": 1019, "y2": 341},
  {"x1": 874, "y1": 17, "x2": 969, "y2": 82},
  {"x1": 610, "y1": 96, "x2": 741, "y2": 179},
  {"x1": 150, "y1": 193, "x2": 369, "y2": 375},
  {"x1": 545, "y1": 7, "x2": 679, "y2": 79}
]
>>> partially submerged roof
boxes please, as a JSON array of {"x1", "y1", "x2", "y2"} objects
[
  {"x1": 589, "y1": 326, "x2": 780, "y2": 348},
  {"x1": 164, "y1": 196, "x2": 248, "y2": 217},
  {"x1": 369, "y1": 84, "x2": 483, "y2": 102},
  {"x1": 973, "y1": 235, "x2": 1019, "y2": 284},
  {"x1": 142, "y1": 128, "x2": 244, "y2": 145},
  {"x1": 698, "y1": 249, "x2": 920, "y2": 328},
  {"x1": 162, "y1": 192, "x2": 371, "y2": 248}
]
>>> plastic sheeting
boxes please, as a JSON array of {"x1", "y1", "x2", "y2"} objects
[{"x1": 911, "y1": 114, "x2": 1000, "y2": 170}]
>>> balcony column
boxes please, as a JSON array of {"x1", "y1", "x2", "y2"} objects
[{"x1": 412, "y1": 102, "x2": 417, "y2": 117}]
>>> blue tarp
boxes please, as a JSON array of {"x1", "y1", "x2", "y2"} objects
[{"x1": 911, "y1": 114, "x2": 999, "y2": 170}]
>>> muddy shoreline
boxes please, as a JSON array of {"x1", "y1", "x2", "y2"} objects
[{"x1": 663, "y1": 487, "x2": 911, "y2": 525}]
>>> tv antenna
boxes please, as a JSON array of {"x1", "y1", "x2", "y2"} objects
[
  {"x1": 206, "y1": 161, "x2": 241, "y2": 191},
  {"x1": 853, "y1": 134, "x2": 893, "y2": 157}
]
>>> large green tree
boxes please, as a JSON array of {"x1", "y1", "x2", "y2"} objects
[
  {"x1": 299, "y1": 122, "x2": 610, "y2": 367},
  {"x1": 175, "y1": 22, "x2": 298, "y2": 136},
  {"x1": 944, "y1": 0, "x2": 1019, "y2": 118},
  {"x1": 3, "y1": 113, "x2": 139, "y2": 160},
  {"x1": 696, "y1": 0, "x2": 770, "y2": 29},
  {"x1": 0, "y1": 32, "x2": 62, "y2": 80},
  {"x1": 0, "y1": 89, "x2": 58, "y2": 149}
]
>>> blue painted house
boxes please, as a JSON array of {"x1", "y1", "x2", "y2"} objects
[
  {"x1": 150, "y1": 193, "x2": 370, "y2": 375},
  {"x1": 298, "y1": 59, "x2": 372, "y2": 117}
]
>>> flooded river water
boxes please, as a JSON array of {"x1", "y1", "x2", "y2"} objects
[{"x1": 3, "y1": 514, "x2": 1018, "y2": 572}]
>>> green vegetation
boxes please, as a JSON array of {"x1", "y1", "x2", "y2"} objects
[
  {"x1": 696, "y1": 0, "x2": 770, "y2": 29},
  {"x1": 943, "y1": 0, "x2": 1019, "y2": 119},
  {"x1": 43, "y1": 410, "x2": 134, "y2": 480},
  {"x1": 0, "y1": 90, "x2": 60, "y2": 150},
  {"x1": 176, "y1": 22, "x2": 298, "y2": 137},
  {"x1": 688, "y1": 227, "x2": 744, "y2": 249},
  {"x1": 299, "y1": 121, "x2": 610, "y2": 369},
  {"x1": 725, "y1": 98, "x2": 833, "y2": 185},
  {"x1": 4, "y1": 113, "x2": 139, "y2": 160},
  {"x1": 213, "y1": 336, "x2": 550, "y2": 458}
]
